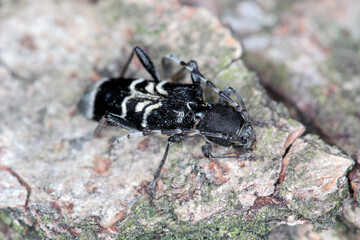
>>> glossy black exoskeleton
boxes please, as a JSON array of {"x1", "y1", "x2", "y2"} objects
[{"x1": 78, "y1": 47, "x2": 256, "y2": 198}]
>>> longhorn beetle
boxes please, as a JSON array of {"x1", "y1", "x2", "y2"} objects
[{"x1": 78, "y1": 47, "x2": 256, "y2": 198}]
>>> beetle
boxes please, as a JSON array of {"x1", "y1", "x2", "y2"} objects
[{"x1": 78, "y1": 47, "x2": 256, "y2": 198}]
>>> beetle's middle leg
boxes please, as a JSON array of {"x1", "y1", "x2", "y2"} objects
[
  {"x1": 94, "y1": 112, "x2": 136, "y2": 137},
  {"x1": 162, "y1": 56, "x2": 201, "y2": 85},
  {"x1": 148, "y1": 134, "x2": 187, "y2": 199},
  {"x1": 149, "y1": 134, "x2": 186, "y2": 199},
  {"x1": 62, "y1": 112, "x2": 134, "y2": 144}
]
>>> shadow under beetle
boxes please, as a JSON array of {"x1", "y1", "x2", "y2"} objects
[{"x1": 78, "y1": 47, "x2": 256, "y2": 198}]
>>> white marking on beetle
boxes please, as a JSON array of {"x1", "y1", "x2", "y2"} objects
[
  {"x1": 145, "y1": 82, "x2": 155, "y2": 94},
  {"x1": 141, "y1": 103, "x2": 163, "y2": 128},
  {"x1": 79, "y1": 77, "x2": 110, "y2": 119},
  {"x1": 135, "y1": 100, "x2": 152, "y2": 112},
  {"x1": 129, "y1": 78, "x2": 145, "y2": 92},
  {"x1": 156, "y1": 81, "x2": 168, "y2": 95},
  {"x1": 174, "y1": 110, "x2": 185, "y2": 123},
  {"x1": 120, "y1": 95, "x2": 131, "y2": 118},
  {"x1": 186, "y1": 102, "x2": 196, "y2": 111},
  {"x1": 121, "y1": 78, "x2": 145, "y2": 118}
]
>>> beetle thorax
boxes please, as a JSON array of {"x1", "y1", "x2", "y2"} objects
[{"x1": 196, "y1": 104, "x2": 244, "y2": 147}]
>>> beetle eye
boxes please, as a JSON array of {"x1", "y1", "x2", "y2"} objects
[{"x1": 241, "y1": 137, "x2": 247, "y2": 145}]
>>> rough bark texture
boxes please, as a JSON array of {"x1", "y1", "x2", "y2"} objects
[{"x1": 0, "y1": 0, "x2": 354, "y2": 239}]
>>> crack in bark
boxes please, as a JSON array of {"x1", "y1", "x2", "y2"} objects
[
  {"x1": 274, "y1": 127, "x2": 305, "y2": 194},
  {"x1": 0, "y1": 165, "x2": 32, "y2": 209},
  {"x1": 245, "y1": 59, "x2": 358, "y2": 203},
  {"x1": 348, "y1": 159, "x2": 360, "y2": 199},
  {"x1": 247, "y1": 127, "x2": 305, "y2": 213}
]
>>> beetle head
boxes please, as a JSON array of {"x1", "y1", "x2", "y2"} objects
[{"x1": 232, "y1": 122, "x2": 256, "y2": 153}]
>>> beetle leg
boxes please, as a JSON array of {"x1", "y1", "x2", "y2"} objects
[
  {"x1": 110, "y1": 128, "x2": 251, "y2": 154},
  {"x1": 201, "y1": 141, "x2": 237, "y2": 159},
  {"x1": 219, "y1": 87, "x2": 269, "y2": 126},
  {"x1": 110, "y1": 131, "x2": 188, "y2": 199},
  {"x1": 161, "y1": 56, "x2": 174, "y2": 79},
  {"x1": 162, "y1": 57, "x2": 200, "y2": 84},
  {"x1": 120, "y1": 47, "x2": 161, "y2": 82},
  {"x1": 188, "y1": 60, "x2": 202, "y2": 85},
  {"x1": 201, "y1": 141, "x2": 253, "y2": 160},
  {"x1": 170, "y1": 67, "x2": 188, "y2": 83},
  {"x1": 251, "y1": 119, "x2": 271, "y2": 127},
  {"x1": 94, "y1": 112, "x2": 136, "y2": 137},
  {"x1": 172, "y1": 60, "x2": 201, "y2": 84},
  {"x1": 164, "y1": 54, "x2": 244, "y2": 112},
  {"x1": 148, "y1": 139, "x2": 172, "y2": 199},
  {"x1": 148, "y1": 134, "x2": 187, "y2": 199},
  {"x1": 220, "y1": 87, "x2": 246, "y2": 110}
]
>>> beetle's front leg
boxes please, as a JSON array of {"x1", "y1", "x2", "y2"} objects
[
  {"x1": 201, "y1": 141, "x2": 236, "y2": 159},
  {"x1": 201, "y1": 141, "x2": 254, "y2": 160}
]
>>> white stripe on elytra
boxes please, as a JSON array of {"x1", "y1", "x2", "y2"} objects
[
  {"x1": 145, "y1": 82, "x2": 155, "y2": 94},
  {"x1": 141, "y1": 102, "x2": 162, "y2": 128},
  {"x1": 83, "y1": 77, "x2": 110, "y2": 119},
  {"x1": 135, "y1": 100, "x2": 152, "y2": 112},
  {"x1": 156, "y1": 81, "x2": 168, "y2": 95},
  {"x1": 121, "y1": 78, "x2": 145, "y2": 118},
  {"x1": 129, "y1": 78, "x2": 145, "y2": 92}
]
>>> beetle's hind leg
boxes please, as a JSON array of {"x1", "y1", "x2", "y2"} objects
[{"x1": 121, "y1": 47, "x2": 161, "y2": 82}]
